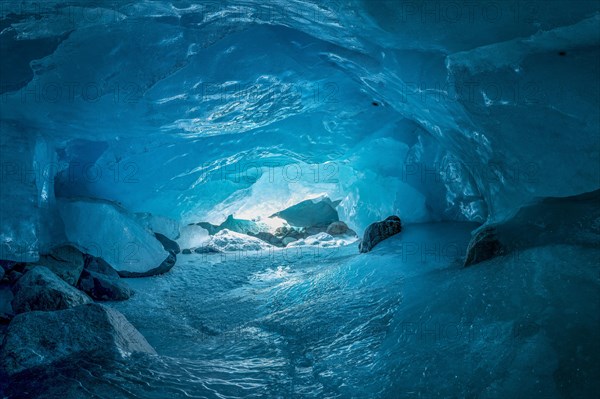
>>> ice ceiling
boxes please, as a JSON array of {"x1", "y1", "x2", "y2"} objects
[{"x1": 1, "y1": 1, "x2": 599, "y2": 255}]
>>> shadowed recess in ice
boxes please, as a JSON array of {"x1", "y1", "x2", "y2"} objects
[{"x1": 1, "y1": 1, "x2": 599, "y2": 256}]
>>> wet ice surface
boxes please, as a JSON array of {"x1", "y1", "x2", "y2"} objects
[{"x1": 2, "y1": 222, "x2": 599, "y2": 398}]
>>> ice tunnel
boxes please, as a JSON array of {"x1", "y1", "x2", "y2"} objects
[{"x1": 1, "y1": 1, "x2": 599, "y2": 398}]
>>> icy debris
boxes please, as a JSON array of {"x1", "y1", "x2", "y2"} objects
[
  {"x1": 288, "y1": 232, "x2": 358, "y2": 248},
  {"x1": 206, "y1": 229, "x2": 273, "y2": 252}
]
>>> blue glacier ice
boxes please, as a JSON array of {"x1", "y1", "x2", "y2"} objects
[{"x1": 0, "y1": 1, "x2": 599, "y2": 398}]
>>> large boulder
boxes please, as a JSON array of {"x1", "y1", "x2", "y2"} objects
[
  {"x1": 77, "y1": 256, "x2": 132, "y2": 301},
  {"x1": 270, "y1": 197, "x2": 341, "y2": 227},
  {"x1": 154, "y1": 232, "x2": 181, "y2": 254},
  {"x1": 11, "y1": 266, "x2": 92, "y2": 314},
  {"x1": 0, "y1": 284, "x2": 14, "y2": 323},
  {"x1": 26, "y1": 245, "x2": 84, "y2": 286},
  {"x1": 359, "y1": 216, "x2": 403, "y2": 253},
  {"x1": 0, "y1": 303, "x2": 156, "y2": 376}
]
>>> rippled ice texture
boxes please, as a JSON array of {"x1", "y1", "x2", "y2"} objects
[
  {"x1": 3, "y1": 223, "x2": 598, "y2": 398},
  {"x1": 1, "y1": 1, "x2": 599, "y2": 261}
]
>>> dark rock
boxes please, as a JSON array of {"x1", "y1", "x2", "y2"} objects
[
  {"x1": 77, "y1": 257, "x2": 132, "y2": 301},
  {"x1": 11, "y1": 266, "x2": 92, "y2": 314},
  {"x1": 83, "y1": 255, "x2": 120, "y2": 278},
  {"x1": 359, "y1": 216, "x2": 403, "y2": 253},
  {"x1": 154, "y1": 232, "x2": 181, "y2": 254},
  {"x1": 274, "y1": 226, "x2": 290, "y2": 237},
  {"x1": 117, "y1": 252, "x2": 176, "y2": 278},
  {"x1": 25, "y1": 245, "x2": 85, "y2": 286},
  {"x1": 464, "y1": 226, "x2": 505, "y2": 266},
  {"x1": 0, "y1": 266, "x2": 4, "y2": 281},
  {"x1": 326, "y1": 221, "x2": 350, "y2": 236},
  {"x1": 194, "y1": 245, "x2": 222, "y2": 254},
  {"x1": 0, "y1": 303, "x2": 156, "y2": 376},
  {"x1": 77, "y1": 269, "x2": 132, "y2": 301},
  {"x1": 270, "y1": 197, "x2": 340, "y2": 227},
  {"x1": 249, "y1": 232, "x2": 284, "y2": 247},
  {"x1": 182, "y1": 249, "x2": 192, "y2": 255},
  {"x1": 304, "y1": 224, "x2": 329, "y2": 236},
  {"x1": 0, "y1": 284, "x2": 14, "y2": 323},
  {"x1": 7, "y1": 271, "x2": 23, "y2": 285},
  {"x1": 1, "y1": 260, "x2": 17, "y2": 273}
]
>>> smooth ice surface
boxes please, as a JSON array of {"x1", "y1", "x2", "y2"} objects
[
  {"x1": 58, "y1": 198, "x2": 170, "y2": 274},
  {"x1": 134, "y1": 213, "x2": 181, "y2": 241},
  {"x1": 3, "y1": 223, "x2": 598, "y2": 398}
]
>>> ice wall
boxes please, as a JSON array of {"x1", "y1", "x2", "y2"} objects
[{"x1": 1, "y1": 1, "x2": 599, "y2": 253}]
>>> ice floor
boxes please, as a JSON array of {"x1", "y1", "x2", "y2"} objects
[{"x1": 2, "y1": 222, "x2": 598, "y2": 398}]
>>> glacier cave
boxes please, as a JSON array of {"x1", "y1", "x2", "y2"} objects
[{"x1": 1, "y1": 1, "x2": 599, "y2": 398}]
